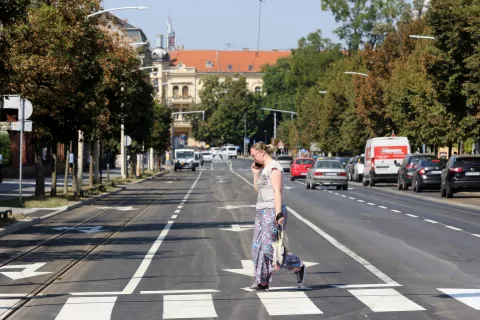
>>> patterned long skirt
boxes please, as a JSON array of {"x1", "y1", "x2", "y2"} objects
[{"x1": 252, "y1": 205, "x2": 303, "y2": 284}]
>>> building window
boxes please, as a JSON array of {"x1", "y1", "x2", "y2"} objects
[
  {"x1": 173, "y1": 86, "x2": 179, "y2": 97},
  {"x1": 173, "y1": 108, "x2": 180, "y2": 120},
  {"x1": 255, "y1": 86, "x2": 261, "y2": 93},
  {"x1": 182, "y1": 86, "x2": 189, "y2": 97},
  {"x1": 248, "y1": 65, "x2": 253, "y2": 71},
  {"x1": 228, "y1": 64, "x2": 232, "y2": 71}
]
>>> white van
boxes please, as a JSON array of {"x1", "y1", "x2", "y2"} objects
[
  {"x1": 221, "y1": 146, "x2": 238, "y2": 159},
  {"x1": 363, "y1": 137, "x2": 410, "y2": 186}
]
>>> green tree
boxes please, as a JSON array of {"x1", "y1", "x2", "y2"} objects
[
  {"x1": 147, "y1": 101, "x2": 171, "y2": 154},
  {"x1": 320, "y1": 0, "x2": 410, "y2": 51}
]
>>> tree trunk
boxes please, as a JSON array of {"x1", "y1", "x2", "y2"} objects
[
  {"x1": 50, "y1": 143, "x2": 57, "y2": 197},
  {"x1": 136, "y1": 153, "x2": 141, "y2": 178},
  {"x1": 34, "y1": 142, "x2": 45, "y2": 198},
  {"x1": 448, "y1": 144, "x2": 452, "y2": 158},
  {"x1": 89, "y1": 140, "x2": 94, "y2": 187},
  {"x1": 63, "y1": 144, "x2": 69, "y2": 195},
  {"x1": 77, "y1": 130, "x2": 84, "y2": 193},
  {"x1": 93, "y1": 139, "x2": 100, "y2": 184},
  {"x1": 149, "y1": 147, "x2": 154, "y2": 171},
  {"x1": 130, "y1": 155, "x2": 135, "y2": 178}
]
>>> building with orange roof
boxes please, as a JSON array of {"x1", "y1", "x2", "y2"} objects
[{"x1": 150, "y1": 38, "x2": 290, "y2": 148}]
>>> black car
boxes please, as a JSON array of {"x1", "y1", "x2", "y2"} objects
[
  {"x1": 441, "y1": 155, "x2": 480, "y2": 198},
  {"x1": 397, "y1": 154, "x2": 437, "y2": 190},
  {"x1": 411, "y1": 158, "x2": 446, "y2": 192}
]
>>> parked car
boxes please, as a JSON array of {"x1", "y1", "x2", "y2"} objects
[
  {"x1": 441, "y1": 155, "x2": 480, "y2": 198},
  {"x1": 305, "y1": 159, "x2": 348, "y2": 190},
  {"x1": 174, "y1": 149, "x2": 196, "y2": 172},
  {"x1": 338, "y1": 157, "x2": 351, "y2": 167},
  {"x1": 363, "y1": 137, "x2": 410, "y2": 186},
  {"x1": 352, "y1": 155, "x2": 365, "y2": 182},
  {"x1": 397, "y1": 153, "x2": 437, "y2": 190},
  {"x1": 276, "y1": 155, "x2": 294, "y2": 172},
  {"x1": 290, "y1": 158, "x2": 315, "y2": 181},
  {"x1": 221, "y1": 146, "x2": 238, "y2": 159},
  {"x1": 411, "y1": 158, "x2": 446, "y2": 192},
  {"x1": 202, "y1": 151, "x2": 213, "y2": 162}
]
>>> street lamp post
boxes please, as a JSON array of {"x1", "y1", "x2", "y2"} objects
[
  {"x1": 409, "y1": 35, "x2": 435, "y2": 40},
  {"x1": 87, "y1": 7, "x2": 148, "y2": 19},
  {"x1": 264, "y1": 130, "x2": 267, "y2": 143}
]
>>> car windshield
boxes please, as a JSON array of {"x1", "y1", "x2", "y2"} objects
[
  {"x1": 202, "y1": 152, "x2": 211, "y2": 156},
  {"x1": 356, "y1": 157, "x2": 365, "y2": 164},
  {"x1": 296, "y1": 159, "x2": 314, "y2": 165},
  {"x1": 316, "y1": 161, "x2": 343, "y2": 169},
  {"x1": 277, "y1": 156, "x2": 293, "y2": 161},
  {"x1": 455, "y1": 158, "x2": 480, "y2": 166},
  {"x1": 176, "y1": 151, "x2": 194, "y2": 158}
]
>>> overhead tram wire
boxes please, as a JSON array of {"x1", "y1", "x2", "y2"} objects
[{"x1": 252, "y1": 0, "x2": 266, "y2": 68}]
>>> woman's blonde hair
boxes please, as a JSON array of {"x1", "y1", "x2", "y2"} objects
[{"x1": 252, "y1": 142, "x2": 275, "y2": 155}]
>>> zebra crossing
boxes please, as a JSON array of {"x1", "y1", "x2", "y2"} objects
[{"x1": 38, "y1": 287, "x2": 480, "y2": 319}]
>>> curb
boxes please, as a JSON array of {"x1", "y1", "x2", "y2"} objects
[
  {"x1": 349, "y1": 181, "x2": 480, "y2": 212},
  {"x1": 0, "y1": 171, "x2": 168, "y2": 239}
]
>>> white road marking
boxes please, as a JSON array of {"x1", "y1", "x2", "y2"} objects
[
  {"x1": 0, "y1": 298, "x2": 22, "y2": 319},
  {"x1": 217, "y1": 205, "x2": 256, "y2": 209},
  {"x1": 424, "y1": 219, "x2": 438, "y2": 224},
  {"x1": 357, "y1": 200, "x2": 365, "y2": 203},
  {"x1": 445, "y1": 226, "x2": 462, "y2": 231},
  {"x1": 378, "y1": 206, "x2": 387, "y2": 209},
  {"x1": 391, "y1": 210, "x2": 401, "y2": 213},
  {"x1": 349, "y1": 197, "x2": 355, "y2": 200},
  {"x1": 257, "y1": 291, "x2": 323, "y2": 315},
  {"x1": 328, "y1": 191, "x2": 333, "y2": 193},
  {"x1": 406, "y1": 214, "x2": 418, "y2": 218},
  {"x1": 55, "y1": 297, "x2": 117, "y2": 320},
  {"x1": 333, "y1": 284, "x2": 402, "y2": 289},
  {"x1": 174, "y1": 210, "x2": 180, "y2": 214},
  {"x1": 231, "y1": 168, "x2": 401, "y2": 287},
  {"x1": 472, "y1": 234, "x2": 480, "y2": 238},
  {"x1": 349, "y1": 288, "x2": 425, "y2": 312},
  {"x1": 242, "y1": 286, "x2": 313, "y2": 292},
  {"x1": 437, "y1": 288, "x2": 480, "y2": 310},
  {"x1": 0, "y1": 262, "x2": 51, "y2": 280},
  {"x1": 223, "y1": 260, "x2": 318, "y2": 277},
  {"x1": 177, "y1": 206, "x2": 183, "y2": 209},
  {"x1": 220, "y1": 224, "x2": 254, "y2": 232},
  {"x1": 341, "y1": 195, "x2": 347, "y2": 198},
  {"x1": 334, "y1": 193, "x2": 339, "y2": 195},
  {"x1": 171, "y1": 215, "x2": 178, "y2": 219},
  {"x1": 163, "y1": 294, "x2": 218, "y2": 319},
  {"x1": 368, "y1": 203, "x2": 376, "y2": 206},
  {"x1": 142, "y1": 289, "x2": 220, "y2": 294}
]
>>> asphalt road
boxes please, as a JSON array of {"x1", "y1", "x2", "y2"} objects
[{"x1": 0, "y1": 158, "x2": 479, "y2": 319}]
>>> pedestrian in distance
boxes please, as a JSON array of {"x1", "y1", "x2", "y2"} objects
[
  {"x1": 250, "y1": 142, "x2": 306, "y2": 291},
  {"x1": 68, "y1": 151, "x2": 74, "y2": 175}
]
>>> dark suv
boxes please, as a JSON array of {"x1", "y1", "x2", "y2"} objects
[
  {"x1": 441, "y1": 155, "x2": 480, "y2": 198},
  {"x1": 397, "y1": 154, "x2": 437, "y2": 190}
]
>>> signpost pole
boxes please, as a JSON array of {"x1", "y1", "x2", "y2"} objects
[{"x1": 19, "y1": 98, "x2": 24, "y2": 206}]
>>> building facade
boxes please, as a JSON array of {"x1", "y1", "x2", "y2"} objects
[{"x1": 149, "y1": 39, "x2": 290, "y2": 147}]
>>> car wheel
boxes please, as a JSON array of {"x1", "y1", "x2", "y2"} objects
[
  {"x1": 362, "y1": 178, "x2": 369, "y2": 187},
  {"x1": 348, "y1": 172, "x2": 352, "y2": 181},
  {"x1": 311, "y1": 183, "x2": 316, "y2": 189},
  {"x1": 402, "y1": 178, "x2": 408, "y2": 191},
  {"x1": 342, "y1": 185, "x2": 348, "y2": 190},
  {"x1": 192, "y1": 167, "x2": 196, "y2": 172},
  {"x1": 353, "y1": 173, "x2": 357, "y2": 182},
  {"x1": 370, "y1": 180, "x2": 375, "y2": 187},
  {"x1": 415, "y1": 179, "x2": 422, "y2": 193},
  {"x1": 174, "y1": 168, "x2": 177, "y2": 172},
  {"x1": 336, "y1": 186, "x2": 341, "y2": 190},
  {"x1": 446, "y1": 184, "x2": 454, "y2": 198},
  {"x1": 440, "y1": 185, "x2": 446, "y2": 197},
  {"x1": 290, "y1": 176, "x2": 295, "y2": 181},
  {"x1": 397, "y1": 178, "x2": 403, "y2": 190},
  {"x1": 306, "y1": 178, "x2": 311, "y2": 189}
]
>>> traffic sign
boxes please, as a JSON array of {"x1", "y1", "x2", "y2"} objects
[
  {"x1": 125, "y1": 135, "x2": 132, "y2": 147},
  {"x1": 244, "y1": 138, "x2": 250, "y2": 144},
  {"x1": 10, "y1": 121, "x2": 32, "y2": 132},
  {"x1": 2, "y1": 96, "x2": 33, "y2": 119}
]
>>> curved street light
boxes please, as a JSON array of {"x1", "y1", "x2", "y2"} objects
[
  {"x1": 87, "y1": 6, "x2": 148, "y2": 19},
  {"x1": 344, "y1": 71, "x2": 369, "y2": 77}
]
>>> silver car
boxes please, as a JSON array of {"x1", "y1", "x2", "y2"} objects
[
  {"x1": 306, "y1": 160, "x2": 348, "y2": 190},
  {"x1": 276, "y1": 155, "x2": 294, "y2": 172}
]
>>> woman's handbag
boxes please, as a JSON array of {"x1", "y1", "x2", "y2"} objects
[{"x1": 272, "y1": 226, "x2": 288, "y2": 270}]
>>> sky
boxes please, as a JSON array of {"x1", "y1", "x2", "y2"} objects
[{"x1": 103, "y1": 0, "x2": 342, "y2": 51}]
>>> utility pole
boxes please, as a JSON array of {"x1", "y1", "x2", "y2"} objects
[
  {"x1": 273, "y1": 112, "x2": 276, "y2": 141},
  {"x1": 244, "y1": 114, "x2": 247, "y2": 156}
]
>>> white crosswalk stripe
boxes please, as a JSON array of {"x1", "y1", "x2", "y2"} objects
[
  {"x1": 55, "y1": 297, "x2": 117, "y2": 320},
  {"x1": 437, "y1": 288, "x2": 480, "y2": 310},
  {"x1": 257, "y1": 291, "x2": 323, "y2": 315},
  {"x1": 163, "y1": 294, "x2": 218, "y2": 319}
]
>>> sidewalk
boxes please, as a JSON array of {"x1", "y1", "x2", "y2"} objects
[{"x1": 0, "y1": 168, "x2": 122, "y2": 201}]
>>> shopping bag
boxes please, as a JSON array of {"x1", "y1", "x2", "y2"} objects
[{"x1": 272, "y1": 226, "x2": 288, "y2": 270}]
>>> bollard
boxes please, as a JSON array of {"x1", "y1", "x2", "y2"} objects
[{"x1": 107, "y1": 164, "x2": 110, "y2": 182}]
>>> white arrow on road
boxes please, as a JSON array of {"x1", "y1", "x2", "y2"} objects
[
  {"x1": 217, "y1": 205, "x2": 256, "y2": 210},
  {"x1": 220, "y1": 224, "x2": 254, "y2": 232},
  {"x1": 284, "y1": 186, "x2": 294, "y2": 190},
  {"x1": 53, "y1": 226, "x2": 104, "y2": 233},
  {"x1": 0, "y1": 262, "x2": 51, "y2": 280},
  {"x1": 223, "y1": 260, "x2": 319, "y2": 277}
]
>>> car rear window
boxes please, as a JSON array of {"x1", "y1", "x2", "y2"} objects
[
  {"x1": 316, "y1": 161, "x2": 343, "y2": 169},
  {"x1": 296, "y1": 159, "x2": 314, "y2": 165},
  {"x1": 410, "y1": 155, "x2": 436, "y2": 164},
  {"x1": 277, "y1": 156, "x2": 293, "y2": 161},
  {"x1": 455, "y1": 158, "x2": 480, "y2": 166},
  {"x1": 356, "y1": 157, "x2": 364, "y2": 164},
  {"x1": 228, "y1": 147, "x2": 236, "y2": 151},
  {"x1": 202, "y1": 152, "x2": 210, "y2": 156}
]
